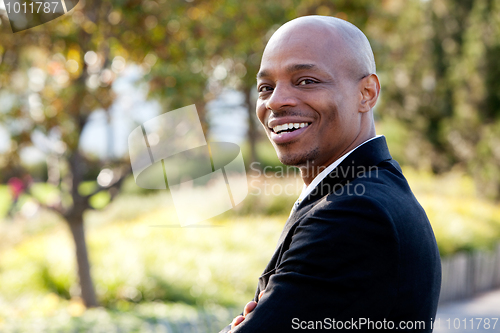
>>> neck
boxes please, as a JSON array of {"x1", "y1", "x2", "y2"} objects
[{"x1": 300, "y1": 127, "x2": 376, "y2": 186}]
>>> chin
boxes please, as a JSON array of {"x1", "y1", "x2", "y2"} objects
[{"x1": 276, "y1": 146, "x2": 319, "y2": 167}]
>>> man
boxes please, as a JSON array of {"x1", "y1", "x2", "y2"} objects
[{"x1": 220, "y1": 15, "x2": 441, "y2": 332}]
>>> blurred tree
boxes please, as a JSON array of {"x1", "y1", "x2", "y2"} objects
[
  {"x1": 0, "y1": 0, "x2": 391, "y2": 307},
  {"x1": 0, "y1": 0, "x2": 211, "y2": 307},
  {"x1": 377, "y1": 0, "x2": 500, "y2": 199},
  {"x1": 0, "y1": 0, "x2": 128, "y2": 307}
]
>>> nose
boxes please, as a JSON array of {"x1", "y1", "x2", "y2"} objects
[{"x1": 265, "y1": 83, "x2": 298, "y2": 112}]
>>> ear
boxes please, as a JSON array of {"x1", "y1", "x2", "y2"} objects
[{"x1": 358, "y1": 74, "x2": 380, "y2": 113}]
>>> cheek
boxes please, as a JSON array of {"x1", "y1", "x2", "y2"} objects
[
  {"x1": 316, "y1": 100, "x2": 340, "y2": 130},
  {"x1": 320, "y1": 91, "x2": 355, "y2": 126},
  {"x1": 256, "y1": 102, "x2": 268, "y2": 125}
]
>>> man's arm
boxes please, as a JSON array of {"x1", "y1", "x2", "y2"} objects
[{"x1": 229, "y1": 196, "x2": 400, "y2": 332}]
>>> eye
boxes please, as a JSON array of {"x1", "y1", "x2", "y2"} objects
[
  {"x1": 258, "y1": 85, "x2": 273, "y2": 93},
  {"x1": 298, "y1": 79, "x2": 317, "y2": 86}
]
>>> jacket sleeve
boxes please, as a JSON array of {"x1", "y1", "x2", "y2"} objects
[{"x1": 228, "y1": 196, "x2": 400, "y2": 332}]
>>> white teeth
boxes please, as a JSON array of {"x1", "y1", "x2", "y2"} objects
[{"x1": 272, "y1": 122, "x2": 310, "y2": 133}]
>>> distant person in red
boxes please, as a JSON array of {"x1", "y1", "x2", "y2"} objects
[
  {"x1": 6, "y1": 175, "x2": 31, "y2": 217},
  {"x1": 8, "y1": 177, "x2": 24, "y2": 201}
]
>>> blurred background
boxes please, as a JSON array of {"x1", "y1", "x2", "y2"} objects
[{"x1": 1, "y1": 0, "x2": 500, "y2": 331}]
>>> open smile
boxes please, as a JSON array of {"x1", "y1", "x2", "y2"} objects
[{"x1": 268, "y1": 122, "x2": 312, "y2": 144}]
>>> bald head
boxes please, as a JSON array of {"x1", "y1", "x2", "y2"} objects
[{"x1": 264, "y1": 16, "x2": 376, "y2": 81}]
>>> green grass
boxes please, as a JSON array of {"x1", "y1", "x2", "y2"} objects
[
  {"x1": 0, "y1": 197, "x2": 284, "y2": 330},
  {"x1": 0, "y1": 301, "x2": 237, "y2": 332}
]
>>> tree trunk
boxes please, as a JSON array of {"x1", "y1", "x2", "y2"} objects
[{"x1": 67, "y1": 214, "x2": 98, "y2": 307}]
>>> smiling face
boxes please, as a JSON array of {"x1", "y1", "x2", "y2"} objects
[{"x1": 256, "y1": 17, "x2": 379, "y2": 184}]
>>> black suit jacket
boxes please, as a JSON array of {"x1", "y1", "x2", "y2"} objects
[{"x1": 220, "y1": 137, "x2": 441, "y2": 332}]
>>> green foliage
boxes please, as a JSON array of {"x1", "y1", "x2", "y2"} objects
[
  {"x1": 87, "y1": 212, "x2": 282, "y2": 308},
  {"x1": 375, "y1": 118, "x2": 412, "y2": 166},
  {"x1": 40, "y1": 263, "x2": 72, "y2": 300},
  {"x1": 30, "y1": 182, "x2": 60, "y2": 206},
  {"x1": 376, "y1": 0, "x2": 500, "y2": 198},
  {"x1": 77, "y1": 181, "x2": 98, "y2": 197},
  {"x1": 403, "y1": 167, "x2": 500, "y2": 256},
  {"x1": 89, "y1": 190, "x2": 111, "y2": 209},
  {"x1": 0, "y1": 186, "x2": 12, "y2": 219}
]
